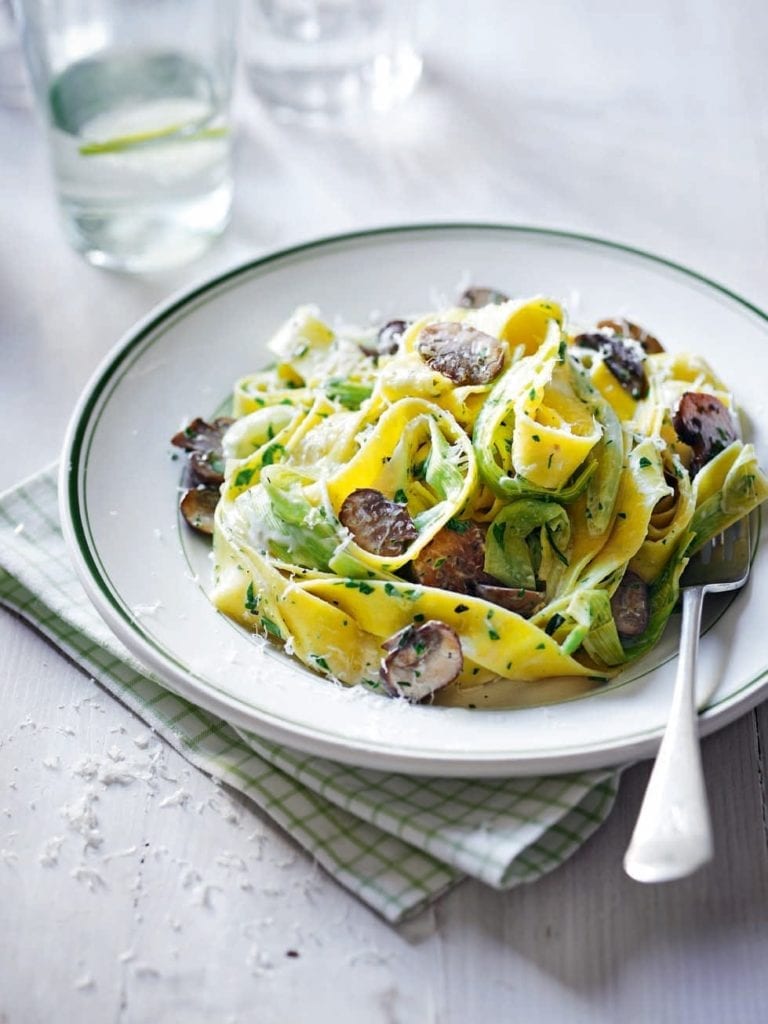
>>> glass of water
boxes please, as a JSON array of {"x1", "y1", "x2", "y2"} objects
[
  {"x1": 244, "y1": 0, "x2": 423, "y2": 120},
  {"x1": 15, "y1": 0, "x2": 238, "y2": 272}
]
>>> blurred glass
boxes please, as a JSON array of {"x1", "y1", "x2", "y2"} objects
[
  {"x1": 14, "y1": 0, "x2": 238, "y2": 272},
  {"x1": 0, "y1": 0, "x2": 28, "y2": 106},
  {"x1": 244, "y1": 0, "x2": 423, "y2": 120}
]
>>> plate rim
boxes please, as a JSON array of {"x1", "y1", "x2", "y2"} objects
[{"x1": 59, "y1": 222, "x2": 768, "y2": 776}]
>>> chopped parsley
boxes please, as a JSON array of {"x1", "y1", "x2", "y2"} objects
[
  {"x1": 261, "y1": 443, "x2": 285, "y2": 466},
  {"x1": 343, "y1": 580, "x2": 375, "y2": 594},
  {"x1": 261, "y1": 616, "x2": 282, "y2": 638},
  {"x1": 545, "y1": 613, "x2": 565, "y2": 636},
  {"x1": 234, "y1": 467, "x2": 255, "y2": 487},
  {"x1": 244, "y1": 582, "x2": 259, "y2": 614},
  {"x1": 638, "y1": 456, "x2": 652, "y2": 469},
  {"x1": 446, "y1": 517, "x2": 470, "y2": 533},
  {"x1": 393, "y1": 488, "x2": 408, "y2": 504},
  {"x1": 546, "y1": 525, "x2": 569, "y2": 566},
  {"x1": 325, "y1": 378, "x2": 374, "y2": 410}
]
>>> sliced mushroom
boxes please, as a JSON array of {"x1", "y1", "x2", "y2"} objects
[
  {"x1": 672, "y1": 392, "x2": 737, "y2": 476},
  {"x1": 458, "y1": 286, "x2": 510, "y2": 309},
  {"x1": 596, "y1": 317, "x2": 665, "y2": 354},
  {"x1": 378, "y1": 319, "x2": 408, "y2": 354},
  {"x1": 179, "y1": 486, "x2": 219, "y2": 535},
  {"x1": 417, "y1": 322, "x2": 505, "y2": 386},
  {"x1": 474, "y1": 583, "x2": 545, "y2": 618},
  {"x1": 575, "y1": 332, "x2": 648, "y2": 400},
  {"x1": 610, "y1": 571, "x2": 649, "y2": 637},
  {"x1": 187, "y1": 450, "x2": 225, "y2": 486},
  {"x1": 380, "y1": 620, "x2": 463, "y2": 701},
  {"x1": 359, "y1": 319, "x2": 408, "y2": 358},
  {"x1": 171, "y1": 417, "x2": 233, "y2": 534},
  {"x1": 339, "y1": 488, "x2": 418, "y2": 557},
  {"x1": 171, "y1": 416, "x2": 233, "y2": 454},
  {"x1": 171, "y1": 416, "x2": 233, "y2": 487},
  {"x1": 411, "y1": 521, "x2": 485, "y2": 593}
]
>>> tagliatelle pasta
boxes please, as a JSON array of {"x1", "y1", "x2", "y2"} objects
[{"x1": 178, "y1": 293, "x2": 768, "y2": 705}]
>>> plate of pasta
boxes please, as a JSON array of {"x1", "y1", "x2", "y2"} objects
[{"x1": 61, "y1": 224, "x2": 768, "y2": 776}]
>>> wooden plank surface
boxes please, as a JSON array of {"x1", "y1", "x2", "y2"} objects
[{"x1": 2, "y1": 1, "x2": 768, "y2": 1020}]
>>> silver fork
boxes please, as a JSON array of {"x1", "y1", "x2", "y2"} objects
[{"x1": 623, "y1": 514, "x2": 753, "y2": 883}]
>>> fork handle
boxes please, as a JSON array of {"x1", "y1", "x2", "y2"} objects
[{"x1": 623, "y1": 585, "x2": 714, "y2": 882}]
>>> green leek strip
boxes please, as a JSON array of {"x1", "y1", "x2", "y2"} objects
[
  {"x1": 78, "y1": 123, "x2": 228, "y2": 156},
  {"x1": 688, "y1": 442, "x2": 768, "y2": 554},
  {"x1": 260, "y1": 466, "x2": 336, "y2": 571},
  {"x1": 489, "y1": 460, "x2": 597, "y2": 504},
  {"x1": 564, "y1": 589, "x2": 626, "y2": 666},
  {"x1": 255, "y1": 465, "x2": 399, "y2": 580},
  {"x1": 472, "y1": 360, "x2": 598, "y2": 503},
  {"x1": 569, "y1": 359, "x2": 623, "y2": 535},
  {"x1": 424, "y1": 418, "x2": 466, "y2": 501},
  {"x1": 324, "y1": 379, "x2": 374, "y2": 410},
  {"x1": 484, "y1": 499, "x2": 570, "y2": 590}
]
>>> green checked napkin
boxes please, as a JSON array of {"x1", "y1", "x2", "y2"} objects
[{"x1": 0, "y1": 466, "x2": 620, "y2": 923}]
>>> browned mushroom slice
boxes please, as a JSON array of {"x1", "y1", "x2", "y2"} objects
[
  {"x1": 672, "y1": 392, "x2": 737, "y2": 476},
  {"x1": 575, "y1": 333, "x2": 648, "y2": 400},
  {"x1": 596, "y1": 318, "x2": 665, "y2": 354},
  {"x1": 610, "y1": 571, "x2": 650, "y2": 637},
  {"x1": 411, "y1": 521, "x2": 485, "y2": 593},
  {"x1": 179, "y1": 486, "x2": 219, "y2": 535},
  {"x1": 360, "y1": 319, "x2": 408, "y2": 358},
  {"x1": 380, "y1": 620, "x2": 463, "y2": 701},
  {"x1": 417, "y1": 322, "x2": 505, "y2": 386},
  {"x1": 171, "y1": 416, "x2": 234, "y2": 453},
  {"x1": 474, "y1": 583, "x2": 545, "y2": 618},
  {"x1": 186, "y1": 450, "x2": 225, "y2": 486},
  {"x1": 458, "y1": 286, "x2": 510, "y2": 309},
  {"x1": 171, "y1": 416, "x2": 234, "y2": 486},
  {"x1": 339, "y1": 488, "x2": 418, "y2": 557}
]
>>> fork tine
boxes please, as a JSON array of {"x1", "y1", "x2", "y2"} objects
[{"x1": 682, "y1": 513, "x2": 753, "y2": 591}]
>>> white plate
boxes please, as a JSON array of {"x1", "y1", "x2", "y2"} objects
[{"x1": 60, "y1": 224, "x2": 768, "y2": 777}]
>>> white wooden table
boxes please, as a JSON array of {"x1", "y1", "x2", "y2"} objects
[{"x1": 2, "y1": 2, "x2": 768, "y2": 1020}]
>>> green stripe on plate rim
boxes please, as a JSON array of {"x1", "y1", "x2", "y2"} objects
[{"x1": 63, "y1": 222, "x2": 768, "y2": 759}]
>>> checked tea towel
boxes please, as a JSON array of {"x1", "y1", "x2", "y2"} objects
[{"x1": 0, "y1": 466, "x2": 619, "y2": 923}]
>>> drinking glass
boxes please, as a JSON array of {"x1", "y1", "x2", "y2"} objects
[
  {"x1": 14, "y1": 0, "x2": 239, "y2": 272},
  {"x1": 0, "y1": 0, "x2": 28, "y2": 106},
  {"x1": 244, "y1": 0, "x2": 423, "y2": 120}
]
